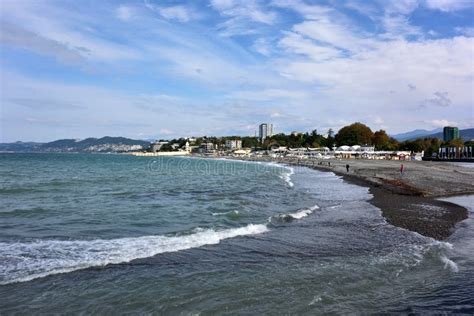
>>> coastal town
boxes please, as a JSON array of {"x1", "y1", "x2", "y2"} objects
[{"x1": 132, "y1": 123, "x2": 474, "y2": 162}]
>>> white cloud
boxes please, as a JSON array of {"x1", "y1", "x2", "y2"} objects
[
  {"x1": 157, "y1": 5, "x2": 197, "y2": 22},
  {"x1": 227, "y1": 88, "x2": 310, "y2": 101},
  {"x1": 211, "y1": 0, "x2": 277, "y2": 24},
  {"x1": 277, "y1": 36, "x2": 473, "y2": 131},
  {"x1": 424, "y1": 0, "x2": 474, "y2": 12},
  {"x1": 280, "y1": 36, "x2": 473, "y2": 88},
  {"x1": 209, "y1": 0, "x2": 238, "y2": 11},
  {"x1": 216, "y1": 17, "x2": 260, "y2": 37},
  {"x1": 428, "y1": 119, "x2": 458, "y2": 128},
  {"x1": 0, "y1": 23, "x2": 86, "y2": 64},
  {"x1": 116, "y1": 5, "x2": 133, "y2": 21},
  {"x1": 291, "y1": 18, "x2": 372, "y2": 53},
  {"x1": 385, "y1": 0, "x2": 420, "y2": 15},
  {"x1": 1, "y1": 1, "x2": 141, "y2": 62},
  {"x1": 381, "y1": 14, "x2": 422, "y2": 39},
  {"x1": 1, "y1": 71, "x2": 238, "y2": 141},
  {"x1": 455, "y1": 27, "x2": 474, "y2": 37},
  {"x1": 421, "y1": 91, "x2": 452, "y2": 107},
  {"x1": 210, "y1": 0, "x2": 277, "y2": 36},
  {"x1": 159, "y1": 128, "x2": 174, "y2": 135},
  {"x1": 252, "y1": 38, "x2": 273, "y2": 56},
  {"x1": 1, "y1": 0, "x2": 473, "y2": 140},
  {"x1": 279, "y1": 32, "x2": 342, "y2": 61},
  {"x1": 271, "y1": 0, "x2": 333, "y2": 20},
  {"x1": 344, "y1": 0, "x2": 380, "y2": 18}
]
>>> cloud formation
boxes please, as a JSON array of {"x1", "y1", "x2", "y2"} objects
[{"x1": 0, "y1": 0, "x2": 473, "y2": 142}]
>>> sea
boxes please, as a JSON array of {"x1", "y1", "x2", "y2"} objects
[{"x1": 0, "y1": 153, "x2": 473, "y2": 314}]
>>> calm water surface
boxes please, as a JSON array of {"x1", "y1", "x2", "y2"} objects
[{"x1": 0, "y1": 153, "x2": 473, "y2": 314}]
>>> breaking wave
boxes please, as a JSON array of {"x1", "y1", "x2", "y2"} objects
[
  {"x1": 0, "y1": 224, "x2": 268, "y2": 285},
  {"x1": 266, "y1": 162, "x2": 294, "y2": 187},
  {"x1": 269, "y1": 205, "x2": 319, "y2": 223}
]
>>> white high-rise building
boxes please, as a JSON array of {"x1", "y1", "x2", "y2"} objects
[
  {"x1": 259, "y1": 123, "x2": 273, "y2": 142},
  {"x1": 225, "y1": 139, "x2": 242, "y2": 150}
]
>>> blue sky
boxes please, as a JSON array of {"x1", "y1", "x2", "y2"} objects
[{"x1": 1, "y1": 0, "x2": 473, "y2": 142}]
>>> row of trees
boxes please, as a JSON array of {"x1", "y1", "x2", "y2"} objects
[
  {"x1": 265, "y1": 122, "x2": 469, "y2": 155},
  {"x1": 155, "y1": 122, "x2": 470, "y2": 155},
  {"x1": 263, "y1": 123, "x2": 390, "y2": 149}
]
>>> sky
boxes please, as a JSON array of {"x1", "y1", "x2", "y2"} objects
[{"x1": 0, "y1": 0, "x2": 473, "y2": 142}]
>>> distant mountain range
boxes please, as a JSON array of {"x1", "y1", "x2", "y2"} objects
[
  {"x1": 392, "y1": 128, "x2": 474, "y2": 141},
  {"x1": 2, "y1": 128, "x2": 473, "y2": 153},
  {"x1": 0, "y1": 137, "x2": 150, "y2": 153},
  {"x1": 391, "y1": 128, "x2": 442, "y2": 141}
]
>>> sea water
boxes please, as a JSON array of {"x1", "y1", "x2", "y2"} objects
[{"x1": 0, "y1": 153, "x2": 473, "y2": 314}]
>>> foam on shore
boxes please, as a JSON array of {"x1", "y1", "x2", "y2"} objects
[{"x1": 269, "y1": 204, "x2": 319, "y2": 223}]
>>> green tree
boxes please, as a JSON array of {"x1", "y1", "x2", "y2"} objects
[
  {"x1": 335, "y1": 122, "x2": 374, "y2": 146},
  {"x1": 448, "y1": 138, "x2": 464, "y2": 148},
  {"x1": 372, "y1": 130, "x2": 390, "y2": 150},
  {"x1": 242, "y1": 137, "x2": 259, "y2": 148}
]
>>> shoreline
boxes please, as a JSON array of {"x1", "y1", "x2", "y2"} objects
[{"x1": 204, "y1": 155, "x2": 471, "y2": 240}]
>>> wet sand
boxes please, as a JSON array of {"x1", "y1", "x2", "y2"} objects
[{"x1": 218, "y1": 156, "x2": 473, "y2": 240}]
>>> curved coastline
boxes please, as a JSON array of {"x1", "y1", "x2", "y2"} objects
[{"x1": 201, "y1": 155, "x2": 470, "y2": 240}]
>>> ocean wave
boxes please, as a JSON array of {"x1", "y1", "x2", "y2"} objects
[
  {"x1": 0, "y1": 224, "x2": 268, "y2": 285},
  {"x1": 269, "y1": 205, "x2": 319, "y2": 223},
  {"x1": 208, "y1": 158, "x2": 295, "y2": 188},
  {"x1": 281, "y1": 166, "x2": 294, "y2": 187},
  {"x1": 382, "y1": 239, "x2": 459, "y2": 278},
  {"x1": 287, "y1": 205, "x2": 319, "y2": 219},
  {"x1": 265, "y1": 162, "x2": 294, "y2": 187}
]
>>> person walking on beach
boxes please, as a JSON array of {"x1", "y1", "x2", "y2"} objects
[
  {"x1": 346, "y1": 164, "x2": 350, "y2": 172},
  {"x1": 400, "y1": 163, "x2": 404, "y2": 175}
]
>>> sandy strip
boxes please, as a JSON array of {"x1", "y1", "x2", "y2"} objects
[{"x1": 214, "y1": 156, "x2": 472, "y2": 240}]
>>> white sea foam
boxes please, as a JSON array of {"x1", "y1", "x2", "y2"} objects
[
  {"x1": 440, "y1": 255, "x2": 459, "y2": 272},
  {"x1": 269, "y1": 163, "x2": 295, "y2": 188},
  {"x1": 0, "y1": 224, "x2": 268, "y2": 285},
  {"x1": 211, "y1": 210, "x2": 239, "y2": 216},
  {"x1": 270, "y1": 205, "x2": 319, "y2": 222},
  {"x1": 288, "y1": 205, "x2": 319, "y2": 219},
  {"x1": 279, "y1": 165, "x2": 294, "y2": 187},
  {"x1": 205, "y1": 157, "x2": 296, "y2": 188}
]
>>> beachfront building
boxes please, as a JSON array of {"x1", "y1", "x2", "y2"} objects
[
  {"x1": 259, "y1": 123, "x2": 273, "y2": 142},
  {"x1": 443, "y1": 126, "x2": 460, "y2": 142},
  {"x1": 196, "y1": 142, "x2": 218, "y2": 155},
  {"x1": 439, "y1": 146, "x2": 474, "y2": 159},
  {"x1": 225, "y1": 139, "x2": 242, "y2": 150},
  {"x1": 150, "y1": 141, "x2": 168, "y2": 152},
  {"x1": 335, "y1": 145, "x2": 372, "y2": 159}
]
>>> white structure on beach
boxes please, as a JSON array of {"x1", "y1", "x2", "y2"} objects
[
  {"x1": 263, "y1": 144, "x2": 420, "y2": 160},
  {"x1": 129, "y1": 151, "x2": 189, "y2": 157}
]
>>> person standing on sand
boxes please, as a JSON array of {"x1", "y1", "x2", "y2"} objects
[
  {"x1": 400, "y1": 164, "x2": 404, "y2": 175},
  {"x1": 346, "y1": 164, "x2": 350, "y2": 172}
]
